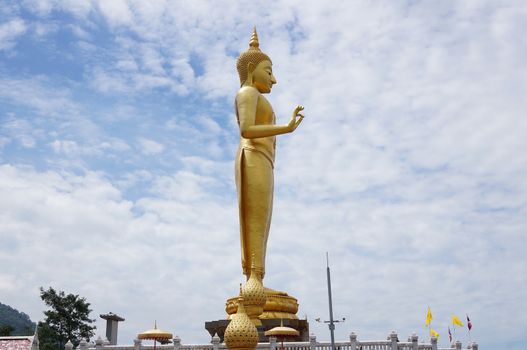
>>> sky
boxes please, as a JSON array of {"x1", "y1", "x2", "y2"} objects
[{"x1": 1, "y1": 0, "x2": 526, "y2": 349}]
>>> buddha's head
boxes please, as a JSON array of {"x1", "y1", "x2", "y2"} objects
[{"x1": 236, "y1": 27, "x2": 276, "y2": 92}]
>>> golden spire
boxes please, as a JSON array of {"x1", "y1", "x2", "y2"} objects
[
  {"x1": 224, "y1": 285, "x2": 258, "y2": 350},
  {"x1": 249, "y1": 27, "x2": 260, "y2": 50}
]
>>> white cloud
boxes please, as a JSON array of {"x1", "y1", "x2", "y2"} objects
[
  {"x1": 1, "y1": 116, "x2": 38, "y2": 148},
  {"x1": 50, "y1": 138, "x2": 131, "y2": 158},
  {"x1": 0, "y1": 274, "x2": 17, "y2": 292},
  {"x1": 0, "y1": 77, "x2": 80, "y2": 118},
  {"x1": 0, "y1": 164, "x2": 238, "y2": 342},
  {"x1": 2, "y1": 144, "x2": 526, "y2": 346},
  {"x1": 51, "y1": 139, "x2": 79, "y2": 154},
  {"x1": 33, "y1": 21, "x2": 59, "y2": 37},
  {"x1": 68, "y1": 24, "x2": 91, "y2": 40},
  {"x1": 96, "y1": 0, "x2": 133, "y2": 27},
  {"x1": 138, "y1": 137, "x2": 164, "y2": 155},
  {"x1": 0, "y1": 18, "x2": 27, "y2": 51}
]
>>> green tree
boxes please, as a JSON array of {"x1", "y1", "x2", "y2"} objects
[
  {"x1": 38, "y1": 287, "x2": 96, "y2": 350},
  {"x1": 0, "y1": 324, "x2": 15, "y2": 336}
]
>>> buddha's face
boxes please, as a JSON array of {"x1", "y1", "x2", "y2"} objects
[{"x1": 250, "y1": 60, "x2": 276, "y2": 93}]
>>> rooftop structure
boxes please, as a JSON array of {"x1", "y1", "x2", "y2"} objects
[
  {"x1": 0, "y1": 336, "x2": 38, "y2": 350},
  {"x1": 100, "y1": 313, "x2": 125, "y2": 345}
]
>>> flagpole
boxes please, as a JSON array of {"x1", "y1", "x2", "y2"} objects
[
  {"x1": 428, "y1": 323, "x2": 431, "y2": 338},
  {"x1": 326, "y1": 252, "x2": 336, "y2": 350},
  {"x1": 451, "y1": 317, "x2": 457, "y2": 342}
]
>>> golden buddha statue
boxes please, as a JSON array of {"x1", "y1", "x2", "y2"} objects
[
  {"x1": 210, "y1": 30, "x2": 308, "y2": 343},
  {"x1": 228, "y1": 28, "x2": 304, "y2": 323},
  {"x1": 235, "y1": 27, "x2": 304, "y2": 282}
]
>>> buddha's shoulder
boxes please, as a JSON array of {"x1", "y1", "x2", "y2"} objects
[{"x1": 237, "y1": 86, "x2": 260, "y2": 100}]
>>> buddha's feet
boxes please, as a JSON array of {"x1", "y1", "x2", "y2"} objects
[{"x1": 226, "y1": 287, "x2": 299, "y2": 320}]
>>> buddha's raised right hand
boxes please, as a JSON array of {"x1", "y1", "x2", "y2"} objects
[{"x1": 287, "y1": 105, "x2": 305, "y2": 132}]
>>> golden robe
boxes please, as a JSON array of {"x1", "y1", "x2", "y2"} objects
[{"x1": 235, "y1": 94, "x2": 276, "y2": 279}]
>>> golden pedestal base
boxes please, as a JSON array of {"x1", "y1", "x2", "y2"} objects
[{"x1": 226, "y1": 288, "x2": 299, "y2": 320}]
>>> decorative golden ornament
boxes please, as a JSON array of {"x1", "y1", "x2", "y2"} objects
[
  {"x1": 137, "y1": 321, "x2": 172, "y2": 350},
  {"x1": 137, "y1": 321, "x2": 173, "y2": 340},
  {"x1": 264, "y1": 319, "x2": 299, "y2": 337},
  {"x1": 241, "y1": 258, "x2": 267, "y2": 326},
  {"x1": 224, "y1": 286, "x2": 258, "y2": 350},
  {"x1": 264, "y1": 319, "x2": 299, "y2": 348}
]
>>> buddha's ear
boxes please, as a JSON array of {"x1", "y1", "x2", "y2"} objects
[
  {"x1": 246, "y1": 62, "x2": 255, "y2": 85},
  {"x1": 247, "y1": 62, "x2": 256, "y2": 74}
]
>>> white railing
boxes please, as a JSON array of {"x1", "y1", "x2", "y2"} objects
[
  {"x1": 396, "y1": 342, "x2": 413, "y2": 350},
  {"x1": 74, "y1": 331, "x2": 478, "y2": 350}
]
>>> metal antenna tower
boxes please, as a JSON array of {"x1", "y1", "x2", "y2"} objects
[{"x1": 316, "y1": 252, "x2": 345, "y2": 350}]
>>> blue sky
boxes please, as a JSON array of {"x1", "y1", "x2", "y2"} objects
[{"x1": 1, "y1": 1, "x2": 526, "y2": 349}]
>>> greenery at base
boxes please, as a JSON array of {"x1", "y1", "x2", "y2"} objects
[
  {"x1": 0, "y1": 302, "x2": 36, "y2": 336},
  {"x1": 38, "y1": 287, "x2": 96, "y2": 350}
]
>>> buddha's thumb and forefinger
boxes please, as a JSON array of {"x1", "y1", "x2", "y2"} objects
[
  {"x1": 287, "y1": 117, "x2": 304, "y2": 132},
  {"x1": 293, "y1": 105, "x2": 304, "y2": 115}
]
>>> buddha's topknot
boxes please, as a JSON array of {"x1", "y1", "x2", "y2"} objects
[{"x1": 236, "y1": 27, "x2": 272, "y2": 86}]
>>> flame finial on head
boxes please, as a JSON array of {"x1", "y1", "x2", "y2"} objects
[{"x1": 249, "y1": 27, "x2": 259, "y2": 50}]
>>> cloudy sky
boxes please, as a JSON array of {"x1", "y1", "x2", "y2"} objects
[{"x1": 1, "y1": 1, "x2": 526, "y2": 349}]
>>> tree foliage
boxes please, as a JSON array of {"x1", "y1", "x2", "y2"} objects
[
  {"x1": 0, "y1": 325, "x2": 15, "y2": 336},
  {"x1": 38, "y1": 287, "x2": 96, "y2": 350}
]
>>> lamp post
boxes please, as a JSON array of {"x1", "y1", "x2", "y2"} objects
[{"x1": 316, "y1": 253, "x2": 345, "y2": 350}]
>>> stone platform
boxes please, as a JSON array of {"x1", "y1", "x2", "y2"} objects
[{"x1": 205, "y1": 318, "x2": 309, "y2": 343}]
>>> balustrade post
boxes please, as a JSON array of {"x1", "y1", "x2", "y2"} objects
[
  {"x1": 308, "y1": 334, "x2": 316, "y2": 350},
  {"x1": 389, "y1": 331, "x2": 398, "y2": 350},
  {"x1": 269, "y1": 336, "x2": 277, "y2": 350},
  {"x1": 349, "y1": 332, "x2": 357, "y2": 350},
  {"x1": 79, "y1": 339, "x2": 88, "y2": 350},
  {"x1": 211, "y1": 334, "x2": 220, "y2": 350},
  {"x1": 65, "y1": 341, "x2": 73, "y2": 350},
  {"x1": 95, "y1": 337, "x2": 104, "y2": 350},
  {"x1": 469, "y1": 342, "x2": 478, "y2": 350},
  {"x1": 133, "y1": 339, "x2": 142, "y2": 350},
  {"x1": 173, "y1": 336, "x2": 181, "y2": 350},
  {"x1": 430, "y1": 336, "x2": 437, "y2": 350},
  {"x1": 454, "y1": 341, "x2": 461, "y2": 350},
  {"x1": 410, "y1": 333, "x2": 418, "y2": 350}
]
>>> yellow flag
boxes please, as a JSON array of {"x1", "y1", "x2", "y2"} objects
[
  {"x1": 430, "y1": 329, "x2": 439, "y2": 338},
  {"x1": 452, "y1": 314, "x2": 464, "y2": 327},
  {"x1": 425, "y1": 307, "x2": 433, "y2": 326}
]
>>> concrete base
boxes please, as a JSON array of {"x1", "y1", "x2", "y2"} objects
[{"x1": 205, "y1": 318, "x2": 309, "y2": 343}]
